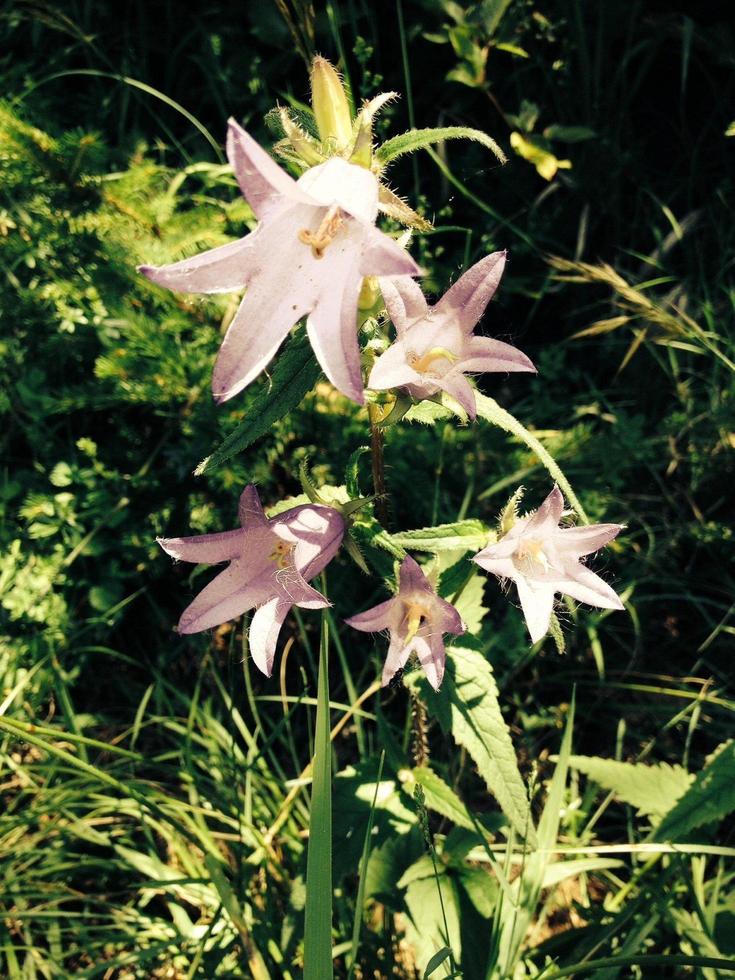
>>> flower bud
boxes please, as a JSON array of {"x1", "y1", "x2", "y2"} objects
[
  {"x1": 310, "y1": 56, "x2": 353, "y2": 148},
  {"x1": 358, "y1": 275, "x2": 380, "y2": 314}
]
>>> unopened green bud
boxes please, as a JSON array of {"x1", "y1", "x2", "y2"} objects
[
  {"x1": 358, "y1": 275, "x2": 380, "y2": 314},
  {"x1": 310, "y1": 56, "x2": 353, "y2": 148}
]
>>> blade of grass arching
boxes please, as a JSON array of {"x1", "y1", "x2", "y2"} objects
[
  {"x1": 346, "y1": 750, "x2": 385, "y2": 979},
  {"x1": 14, "y1": 70, "x2": 222, "y2": 161},
  {"x1": 304, "y1": 607, "x2": 333, "y2": 980},
  {"x1": 540, "y1": 954, "x2": 735, "y2": 978}
]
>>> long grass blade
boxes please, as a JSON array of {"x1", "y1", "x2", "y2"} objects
[{"x1": 304, "y1": 607, "x2": 333, "y2": 979}]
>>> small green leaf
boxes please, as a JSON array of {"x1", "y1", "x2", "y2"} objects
[
  {"x1": 377, "y1": 126, "x2": 506, "y2": 166},
  {"x1": 570, "y1": 756, "x2": 692, "y2": 817},
  {"x1": 495, "y1": 42, "x2": 529, "y2": 58},
  {"x1": 654, "y1": 740, "x2": 735, "y2": 841},
  {"x1": 389, "y1": 519, "x2": 489, "y2": 553},
  {"x1": 195, "y1": 327, "x2": 320, "y2": 475},
  {"x1": 543, "y1": 124, "x2": 597, "y2": 142},
  {"x1": 423, "y1": 948, "x2": 453, "y2": 978}
]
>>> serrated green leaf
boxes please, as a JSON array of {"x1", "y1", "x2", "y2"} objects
[
  {"x1": 474, "y1": 392, "x2": 588, "y2": 523},
  {"x1": 403, "y1": 400, "x2": 452, "y2": 425},
  {"x1": 409, "y1": 643, "x2": 534, "y2": 843},
  {"x1": 389, "y1": 519, "x2": 489, "y2": 553},
  {"x1": 569, "y1": 755, "x2": 692, "y2": 817},
  {"x1": 377, "y1": 126, "x2": 506, "y2": 166},
  {"x1": 654, "y1": 740, "x2": 735, "y2": 842},
  {"x1": 195, "y1": 327, "x2": 320, "y2": 475},
  {"x1": 405, "y1": 766, "x2": 475, "y2": 830}
]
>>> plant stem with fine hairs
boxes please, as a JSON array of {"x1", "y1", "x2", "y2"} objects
[{"x1": 368, "y1": 403, "x2": 390, "y2": 527}]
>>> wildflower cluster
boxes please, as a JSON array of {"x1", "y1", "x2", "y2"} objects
[{"x1": 144, "y1": 58, "x2": 624, "y2": 691}]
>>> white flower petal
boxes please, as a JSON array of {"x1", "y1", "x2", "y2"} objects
[
  {"x1": 515, "y1": 577, "x2": 555, "y2": 644},
  {"x1": 249, "y1": 597, "x2": 291, "y2": 676}
]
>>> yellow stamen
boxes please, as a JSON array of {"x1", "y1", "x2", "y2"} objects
[
  {"x1": 406, "y1": 346, "x2": 459, "y2": 376},
  {"x1": 516, "y1": 538, "x2": 550, "y2": 572},
  {"x1": 269, "y1": 539, "x2": 295, "y2": 569},
  {"x1": 298, "y1": 205, "x2": 344, "y2": 258},
  {"x1": 403, "y1": 601, "x2": 428, "y2": 641}
]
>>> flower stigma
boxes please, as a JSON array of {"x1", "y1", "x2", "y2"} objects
[
  {"x1": 406, "y1": 346, "x2": 459, "y2": 377},
  {"x1": 298, "y1": 205, "x2": 344, "y2": 258}
]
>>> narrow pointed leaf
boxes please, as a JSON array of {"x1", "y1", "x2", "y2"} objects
[
  {"x1": 304, "y1": 613, "x2": 334, "y2": 979},
  {"x1": 196, "y1": 328, "x2": 321, "y2": 475},
  {"x1": 654, "y1": 739, "x2": 735, "y2": 841},
  {"x1": 377, "y1": 126, "x2": 506, "y2": 165},
  {"x1": 389, "y1": 519, "x2": 489, "y2": 553}
]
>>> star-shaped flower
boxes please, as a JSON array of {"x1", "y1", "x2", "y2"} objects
[
  {"x1": 473, "y1": 486, "x2": 624, "y2": 643},
  {"x1": 158, "y1": 485, "x2": 344, "y2": 676},
  {"x1": 368, "y1": 251, "x2": 535, "y2": 418},
  {"x1": 345, "y1": 555, "x2": 465, "y2": 690},
  {"x1": 140, "y1": 120, "x2": 420, "y2": 404}
]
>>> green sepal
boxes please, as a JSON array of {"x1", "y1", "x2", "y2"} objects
[
  {"x1": 375, "y1": 393, "x2": 413, "y2": 428},
  {"x1": 298, "y1": 458, "x2": 328, "y2": 505},
  {"x1": 376, "y1": 125, "x2": 506, "y2": 166}
]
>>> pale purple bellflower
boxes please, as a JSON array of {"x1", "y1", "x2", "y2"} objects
[
  {"x1": 345, "y1": 555, "x2": 465, "y2": 690},
  {"x1": 473, "y1": 486, "x2": 624, "y2": 643},
  {"x1": 368, "y1": 251, "x2": 535, "y2": 418},
  {"x1": 140, "y1": 120, "x2": 420, "y2": 404},
  {"x1": 158, "y1": 485, "x2": 344, "y2": 676}
]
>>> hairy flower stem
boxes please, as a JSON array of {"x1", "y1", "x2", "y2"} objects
[{"x1": 368, "y1": 403, "x2": 390, "y2": 527}]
